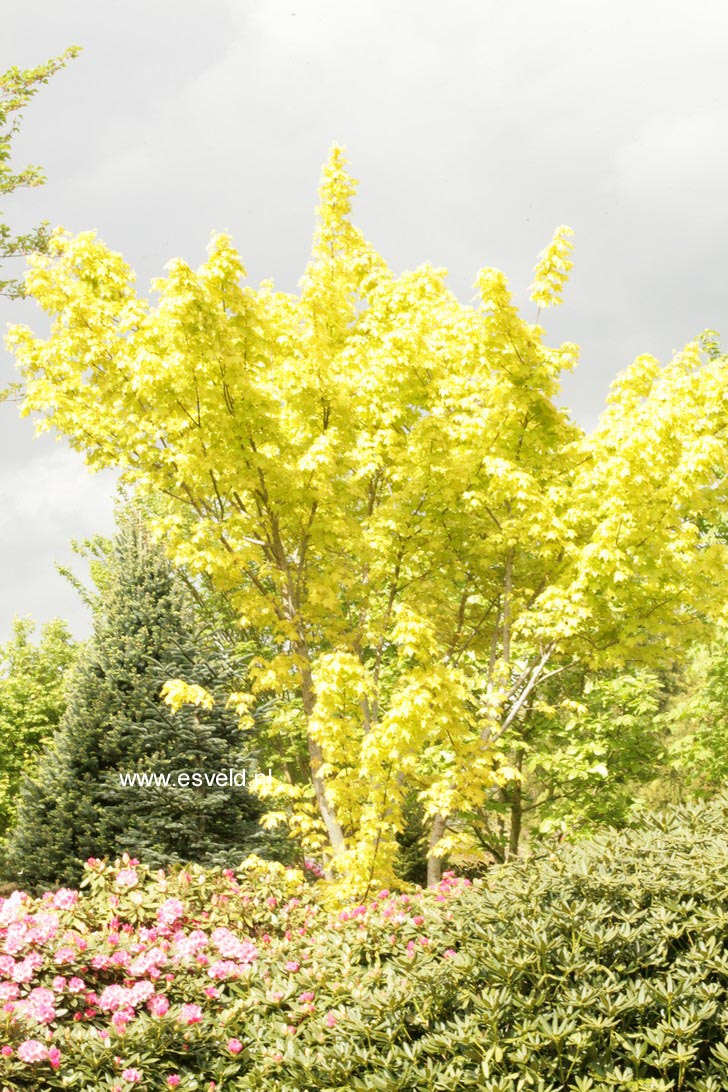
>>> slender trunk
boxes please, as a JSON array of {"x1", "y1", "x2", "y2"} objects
[
  {"x1": 507, "y1": 747, "x2": 524, "y2": 859},
  {"x1": 296, "y1": 641, "x2": 346, "y2": 854},
  {"x1": 502, "y1": 550, "x2": 513, "y2": 665},
  {"x1": 307, "y1": 735, "x2": 345, "y2": 852},
  {"x1": 427, "y1": 813, "x2": 447, "y2": 887}
]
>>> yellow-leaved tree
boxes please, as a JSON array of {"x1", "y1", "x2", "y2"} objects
[{"x1": 9, "y1": 147, "x2": 728, "y2": 896}]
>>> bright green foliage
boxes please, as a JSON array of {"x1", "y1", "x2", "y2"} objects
[
  {"x1": 0, "y1": 616, "x2": 76, "y2": 839},
  {"x1": 477, "y1": 667, "x2": 668, "y2": 860},
  {"x1": 3, "y1": 509, "x2": 266, "y2": 891},
  {"x1": 0, "y1": 47, "x2": 79, "y2": 301},
  {"x1": 662, "y1": 621, "x2": 728, "y2": 792},
  {"x1": 9, "y1": 146, "x2": 728, "y2": 895},
  {"x1": 3, "y1": 801, "x2": 728, "y2": 1088}
]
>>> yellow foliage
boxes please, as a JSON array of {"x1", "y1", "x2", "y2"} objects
[
  {"x1": 160, "y1": 680, "x2": 215, "y2": 714},
  {"x1": 9, "y1": 145, "x2": 728, "y2": 896}
]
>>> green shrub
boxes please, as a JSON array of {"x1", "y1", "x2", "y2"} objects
[{"x1": 3, "y1": 799, "x2": 728, "y2": 1089}]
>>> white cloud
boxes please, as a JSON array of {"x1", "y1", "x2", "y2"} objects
[
  {"x1": 0, "y1": 446, "x2": 117, "y2": 641},
  {"x1": 615, "y1": 109, "x2": 728, "y2": 209}
]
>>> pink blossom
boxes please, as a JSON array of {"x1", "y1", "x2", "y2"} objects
[
  {"x1": 13, "y1": 956, "x2": 40, "y2": 983},
  {"x1": 99, "y1": 985, "x2": 131, "y2": 1012},
  {"x1": 177, "y1": 1003, "x2": 202, "y2": 1025},
  {"x1": 21, "y1": 986, "x2": 56, "y2": 1024},
  {"x1": 112, "y1": 1010, "x2": 132, "y2": 1034},
  {"x1": 115, "y1": 869, "x2": 138, "y2": 890},
  {"x1": 27, "y1": 912, "x2": 60, "y2": 945},
  {"x1": 212, "y1": 958, "x2": 246, "y2": 980},
  {"x1": 1, "y1": 1045, "x2": 12, "y2": 1057},
  {"x1": 122, "y1": 1068, "x2": 142, "y2": 1083},
  {"x1": 17, "y1": 1039, "x2": 48, "y2": 1063},
  {"x1": 4, "y1": 921, "x2": 29, "y2": 954},
  {"x1": 48, "y1": 1046, "x2": 61, "y2": 1070},
  {"x1": 204, "y1": 986, "x2": 219, "y2": 999},
  {"x1": 210, "y1": 927, "x2": 257, "y2": 963},
  {"x1": 157, "y1": 898, "x2": 185, "y2": 927},
  {"x1": 129, "y1": 981, "x2": 155, "y2": 1006},
  {"x1": 171, "y1": 929, "x2": 208, "y2": 962},
  {"x1": 0, "y1": 890, "x2": 27, "y2": 927},
  {"x1": 285, "y1": 960, "x2": 300, "y2": 973},
  {"x1": 129, "y1": 946, "x2": 167, "y2": 976},
  {"x1": 167, "y1": 1078, "x2": 181, "y2": 1088},
  {"x1": 299, "y1": 991, "x2": 315, "y2": 1003},
  {"x1": 68, "y1": 976, "x2": 85, "y2": 993},
  {"x1": 53, "y1": 946, "x2": 76, "y2": 965},
  {"x1": 325, "y1": 1012, "x2": 337, "y2": 1027},
  {"x1": 52, "y1": 889, "x2": 78, "y2": 910},
  {"x1": 227, "y1": 1037, "x2": 243, "y2": 1054},
  {"x1": 147, "y1": 994, "x2": 170, "y2": 1017}
]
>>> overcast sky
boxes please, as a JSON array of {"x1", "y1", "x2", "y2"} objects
[{"x1": 1, "y1": 0, "x2": 727, "y2": 642}]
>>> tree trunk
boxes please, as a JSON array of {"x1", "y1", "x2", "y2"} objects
[
  {"x1": 506, "y1": 747, "x2": 524, "y2": 859},
  {"x1": 427, "y1": 813, "x2": 447, "y2": 886},
  {"x1": 308, "y1": 735, "x2": 345, "y2": 853},
  {"x1": 295, "y1": 640, "x2": 346, "y2": 855}
]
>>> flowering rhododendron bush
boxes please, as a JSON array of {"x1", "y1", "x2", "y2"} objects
[
  {"x1": 5, "y1": 800, "x2": 728, "y2": 1090},
  {"x1": 0, "y1": 852, "x2": 473, "y2": 1091}
]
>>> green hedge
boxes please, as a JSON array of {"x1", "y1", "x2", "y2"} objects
[
  {"x1": 3, "y1": 799, "x2": 728, "y2": 1090},
  {"x1": 322, "y1": 800, "x2": 728, "y2": 1091}
]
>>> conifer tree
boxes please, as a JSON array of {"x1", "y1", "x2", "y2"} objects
[{"x1": 4, "y1": 510, "x2": 265, "y2": 890}]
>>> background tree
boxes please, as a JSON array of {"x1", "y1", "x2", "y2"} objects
[
  {"x1": 3, "y1": 507, "x2": 268, "y2": 891},
  {"x1": 1, "y1": 47, "x2": 79, "y2": 300},
  {"x1": 655, "y1": 620, "x2": 728, "y2": 796},
  {"x1": 0, "y1": 616, "x2": 76, "y2": 841},
  {"x1": 10, "y1": 148, "x2": 728, "y2": 895}
]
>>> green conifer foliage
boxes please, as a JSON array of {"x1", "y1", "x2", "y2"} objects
[{"x1": 4, "y1": 511, "x2": 265, "y2": 890}]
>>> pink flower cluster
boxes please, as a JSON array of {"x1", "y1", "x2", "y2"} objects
[{"x1": 0, "y1": 852, "x2": 472, "y2": 1084}]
